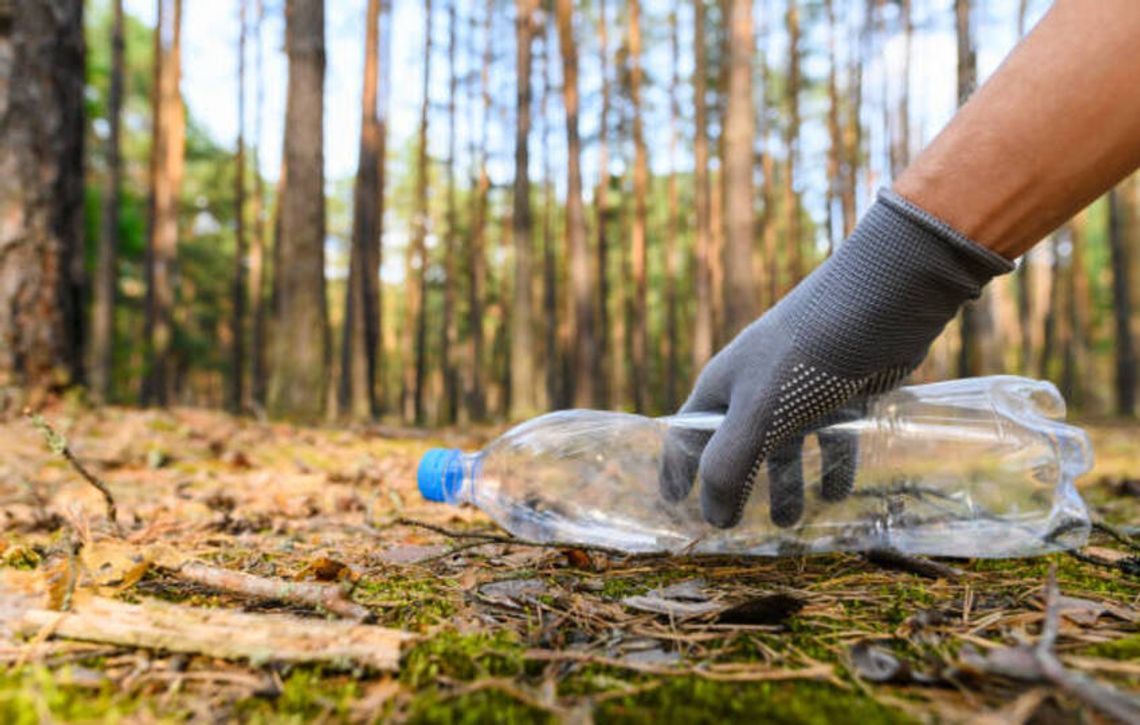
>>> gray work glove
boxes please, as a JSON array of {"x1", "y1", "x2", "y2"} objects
[{"x1": 661, "y1": 189, "x2": 1014, "y2": 528}]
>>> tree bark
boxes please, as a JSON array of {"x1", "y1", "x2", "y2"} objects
[
  {"x1": 91, "y1": 0, "x2": 125, "y2": 402},
  {"x1": 1014, "y1": 0, "x2": 1033, "y2": 375},
  {"x1": 0, "y1": 0, "x2": 85, "y2": 395},
  {"x1": 540, "y1": 21, "x2": 559, "y2": 410},
  {"x1": 510, "y1": 0, "x2": 537, "y2": 419},
  {"x1": 781, "y1": 0, "x2": 802, "y2": 292},
  {"x1": 340, "y1": 0, "x2": 386, "y2": 421},
  {"x1": 691, "y1": 0, "x2": 714, "y2": 374},
  {"x1": 554, "y1": 0, "x2": 596, "y2": 408},
  {"x1": 466, "y1": 0, "x2": 492, "y2": 421},
  {"x1": 664, "y1": 9, "x2": 681, "y2": 411},
  {"x1": 889, "y1": 0, "x2": 911, "y2": 179},
  {"x1": 628, "y1": 0, "x2": 649, "y2": 412},
  {"x1": 229, "y1": 0, "x2": 248, "y2": 413},
  {"x1": 268, "y1": 0, "x2": 329, "y2": 420},
  {"x1": 723, "y1": 0, "x2": 758, "y2": 337},
  {"x1": 439, "y1": 0, "x2": 459, "y2": 423},
  {"x1": 1109, "y1": 188, "x2": 1136, "y2": 416},
  {"x1": 955, "y1": 0, "x2": 1001, "y2": 377},
  {"x1": 143, "y1": 0, "x2": 184, "y2": 406},
  {"x1": 250, "y1": 0, "x2": 268, "y2": 408},
  {"x1": 593, "y1": 0, "x2": 611, "y2": 408},
  {"x1": 403, "y1": 0, "x2": 432, "y2": 424},
  {"x1": 823, "y1": 0, "x2": 841, "y2": 257}
]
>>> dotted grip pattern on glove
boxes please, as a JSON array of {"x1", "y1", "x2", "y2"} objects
[{"x1": 661, "y1": 189, "x2": 1015, "y2": 529}]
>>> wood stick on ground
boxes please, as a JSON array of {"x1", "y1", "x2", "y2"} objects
[
  {"x1": 862, "y1": 548, "x2": 963, "y2": 580},
  {"x1": 28, "y1": 413, "x2": 120, "y2": 531},
  {"x1": 170, "y1": 562, "x2": 370, "y2": 621},
  {"x1": 0, "y1": 571, "x2": 412, "y2": 671}
]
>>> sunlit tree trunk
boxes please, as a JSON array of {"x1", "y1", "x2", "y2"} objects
[
  {"x1": 340, "y1": 0, "x2": 385, "y2": 421},
  {"x1": 228, "y1": 0, "x2": 248, "y2": 413},
  {"x1": 267, "y1": 0, "x2": 328, "y2": 420},
  {"x1": 554, "y1": 0, "x2": 596, "y2": 408},
  {"x1": 841, "y1": 0, "x2": 866, "y2": 238},
  {"x1": 781, "y1": 0, "x2": 802, "y2": 291},
  {"x1": 823, "y1": 0, "x2": 841, "y2": 257},
  {"x1": 0, "y1": 0, "x2": 85, "y2": 395},
  {"x1": 1013, "y1": 0, "x2": 1035, "y2": 376},
  {"x1": 955, "y1": 0, "x2": 1001, "y2": 377},
  {"x1": 888, "y1": 0, "x2": 911, "y2": 178},
  {"x1": 510, "y1": 0, "x2": 537, "y2": 419},
  {"x1": 540, "y1": 22, "x2": 559, "y2": 410},
  {"x1": 143, "y1": 0, "x2": 184, "y2": 406},
  {"x1": 249, "y1": 0, "x2": 268, "y2": 408},
  {"x1": 91, "y1": 0, "x2": 125, "y2": 402},
  {"x1": 628, "y1": 0, "x2": 649, "y2": 412},
  {"x1": 467, "y1": 0, "x2": 492, "y2": 421},
  {"x1": 402, "y1": 0, "x2": 432, "y2": 424},
  {"x1": 664, "y1": 9, "x2": 681, "y2": 411},
  {"x1": 593, "y1": 0, "x2": 612, "y2": 408},
  {"x1": 722, "y1": 0, "x2": 757, "y2": 338},
  {"x1": 439, "y1": 0, "x2": 459, "y2": 422},
  {"x1": 1109, "y1": 188, "x2": 1136, "y2": 416},
  {"x1": 691, "y1": 0, "x2": 713, "y2": 374}
]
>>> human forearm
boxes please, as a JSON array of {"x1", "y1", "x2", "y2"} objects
[{"x1": 895, "y1": 0, "x2": 1140, "y2": 259}]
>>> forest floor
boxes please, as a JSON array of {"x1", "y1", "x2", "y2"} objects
[{"x1": 1, "y1": 402, "x2": 1139, "y2": 723}]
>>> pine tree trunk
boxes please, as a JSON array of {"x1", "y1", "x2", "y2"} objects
[
  {"x1": 1109, "y1": 188, "x2": 1136, "y2": 416},
  {"x1": 554, "y1": 0, "x2": 596, "y2": 408},
  {"x1": 249, "y1": 0, "x2": 269, "y2": 408},
  {"x1": 823, "y1": 0, "x2": 841, "y2": 256},
  {"x1": 889, "y1": 0, "x2": 911, "y2": 178},
  {"x1": 0, "y1": 0, "x2": 85, "y2": 395},
  {"x1": 628, "y1": 0, "x2": 649, "y2": 412},
  {"x1": 143, "y1": 0, "x2": 184, "y2": 406},
  {"x1": 91, "y1": 0, "x2": 125, "y2": 402},
  {"x1": 1014, "y1": 0, "x2": 1033, "y2": 375},
  {"x1": 268, "y1": 0, "x2": 328, "y2": 420},
  {"x1": 467, "y1": 0, "x2": 492, "y2": 421},
  {"x1": 229, "y1": 0, "x2": 248, "y2": 413},
  {"x1": 664, "y1": 9, "x2": 681, "y2": 411},
  {"x1": 691, "y1": 0, "x2": 714, "y2": 374},
  {"x1": 439, "y1": 0, "x2": 459, "y2": 423},
  {"x1": 402, "y1": 0, "x2": 432, "y2": 424},
  {"x1": 593, "y1": 0, "x2": 612, "y2": 408},
  {"x1": 541, "y1": 21, "x2": 559, "y2": 410},
  {"x1": 722, "y1": 0, "x2": 758, "y2": 337},
  {"x1": 340, "y1": 0, "x2": 385, "y2": 421},
  {"x1": 781, "y1": 0, "x2": 802, "y2": 292},
  {"x1": 510, "y1": 0, "x2": 537, "y2": 419}
]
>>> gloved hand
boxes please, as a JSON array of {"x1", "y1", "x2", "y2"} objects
[{"x1": 661, "y1": 189, "x2": 1014, "y2": 528}]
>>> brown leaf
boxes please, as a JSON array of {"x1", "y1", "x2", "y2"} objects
[
  {"x1": 295, "y1": 556, "x2": 355, "y2": 583},
  {"x1": 562, "y1": 548, "x2": 592, "y2": 569}
]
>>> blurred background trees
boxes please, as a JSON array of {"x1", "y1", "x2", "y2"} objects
[{"x1": 1, "y1": 0, "x2": 1137, "y2": 424}]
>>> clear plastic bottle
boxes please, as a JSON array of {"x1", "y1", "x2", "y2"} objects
[{"x1": 417, "y1": 376, "x2": 1093, "y2": 557}]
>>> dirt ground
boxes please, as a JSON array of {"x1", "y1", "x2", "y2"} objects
[{"x1": 1, "y1": 403, "x2": 1138, "y2": 723}]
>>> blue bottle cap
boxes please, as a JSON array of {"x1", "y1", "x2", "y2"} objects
[{"x1": 417, "y1": 448, "x2": 464, "y2": 503}]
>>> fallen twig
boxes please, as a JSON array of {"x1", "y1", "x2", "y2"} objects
[
  {"x1": 862, "y1": 548, "x2": 962, "y2": 580},
  {"x1": 168, "y1": 562, "x2": 371, "y2": 621},
  {"x1": 27, "y1": 413, "x2": 120, "y2": 532},
  {"x1": 0, "y1": 570, "x2": 412, "y2": 670},
  {"x1": 1092, "y1": 521, "x2": 1140, "y2": 554}
]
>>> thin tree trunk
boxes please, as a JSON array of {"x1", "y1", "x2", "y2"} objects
[
  {"x1": 143, "y1": 0, "x2": 184, "y2": 406},
  {"x1": 1039, "y1": 232, "x2": 1061, "y2": 381},
  {"x1": 0, "y1": 1, "x2": 85, "y2": 394},
  {"x1": 781, "y1": 0, "x2": 802, "y2": 291},
  {"x1": 541, "y1": 21, "x2": 559, "y2": 410},
  {"x1": 554, "y1": 0, "x2": 596, "y2": 408},
  {"x1": 466, "y1": 0, "x2": 491, "y2": 421},
  {"x1": 439, "y1": 0, "x2": 459, "y2": 423},
  {"x1": 1015, "y1": 0, "x2": 1033, "y2": 375},
  {"x1": 664, "y1": 9, "x2": 681, "y2": 411},
  {"x1": 267, "y1": 0, "x2": 328, "y2": 420},
  {"x1": 889, "y1": 0, "x2": 911, "y2": 178},
  {"x1": 628, "y1": 0, "x2": 649, "y2": 412},
  {"x1": 250, "y1": 0, "x2": 268, "y2": 408},
  {"x1": 823, "y1": 0, "x2": 840, "y2": 257},
  {"x1": 954, "y1": 0, "x2": 1000, "y2": 377},
  {"x1": 1069, "y1": 212, "x2": 1091, "y2": 409},
  {"x1": 91, "y1": 0, "x2": 125, "y2": 402},
  {"x1": 841, "y1": 0, "x2": 866, "y2": 238},
  {"x1": 510, "y1": 0, "x2": 537, "y2": 419},
  {"x1": 340, "y1": 0, "x2": 384, "y2": 421},
  {"x1": 691, "y1": 0, "x2": 713, "y2": 374},
  {"x1": 593, "y1": 0, "x2": 611, "y2": 408},
  {"x1": 403, "y1": 0, "x2": 432, "y2": 424},
  {"x1": 1109, "y1": 188, "x2": 1136, "y2": 416},
  {"x1": 229, "y1": 0, "x2": 248, "y2": 413}
]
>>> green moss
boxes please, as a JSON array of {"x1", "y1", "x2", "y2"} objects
[
  {"x1": 971, "y1": 555, "x2": 1140, "y2": 596},
  {"x1": 353, "y1": 574, "x2": 458, "y2": 628},
  {"x1": 0, "y1": 666, "x2": 144, "y2": 723},
  {"x1": 404, "y1": 688, "x2": 553, "y2": 725},
  {"x1": 3, "y1": 547, "x2": 42, "y2": 570},
  {"x1": 595, "y1": 678, "x2": 912, "y2": 724},
  {"x1": 235, "y1": 669, "x2": 359, "y2": 723},
  {"x1": 1087, "y1": 633, "x2": 1140, "y2": 661},
  {"x1": 402, "y1": 630, "x2": 526, "y2": 690}
]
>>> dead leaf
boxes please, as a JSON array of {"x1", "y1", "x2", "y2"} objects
[
  {"x1": 621, "y1": 594, "x2": 723, "y2": 619},
  {"x1": 562, "y1": 549, "x2": 592, "y2": 569},
  {"x1": 376, "y1": 544, "x2": 449, "y2": 565},
  {"x1": 295, "y1": 556, "x2": 355, "y2": 583},
  {"x1": 1083, "y1": 546, "x2": 1130, "y2": 563},
  {"x1": 479, "y1": 578, "x2": 550, "y2": 607},
  {"x1": 1052, "y1": 595, "x2": 1138, "y2": 626}
]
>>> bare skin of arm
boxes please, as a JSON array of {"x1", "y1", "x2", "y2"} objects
[{"x1": 894, "y1": 0, "x2": 1140, "y2": 260}]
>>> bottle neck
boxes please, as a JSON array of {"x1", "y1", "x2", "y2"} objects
[{"x1": 444, "y1": 452, "x2": 481, "y2": 505}]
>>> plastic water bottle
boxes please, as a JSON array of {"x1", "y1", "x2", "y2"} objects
[{"x1": 417, "y1": 376, "x2": 1092, "y2": 558}]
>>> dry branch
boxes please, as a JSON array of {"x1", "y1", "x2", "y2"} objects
[
  {"x1": 0, "y1": 571, "x2": 412, "y2": 670},
  {"x1": 28, "y1": 413, "x2": 120, "y2": 531},
  {"x1": 170, "y1": 561, "x2": 370, "y2": 621}
]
